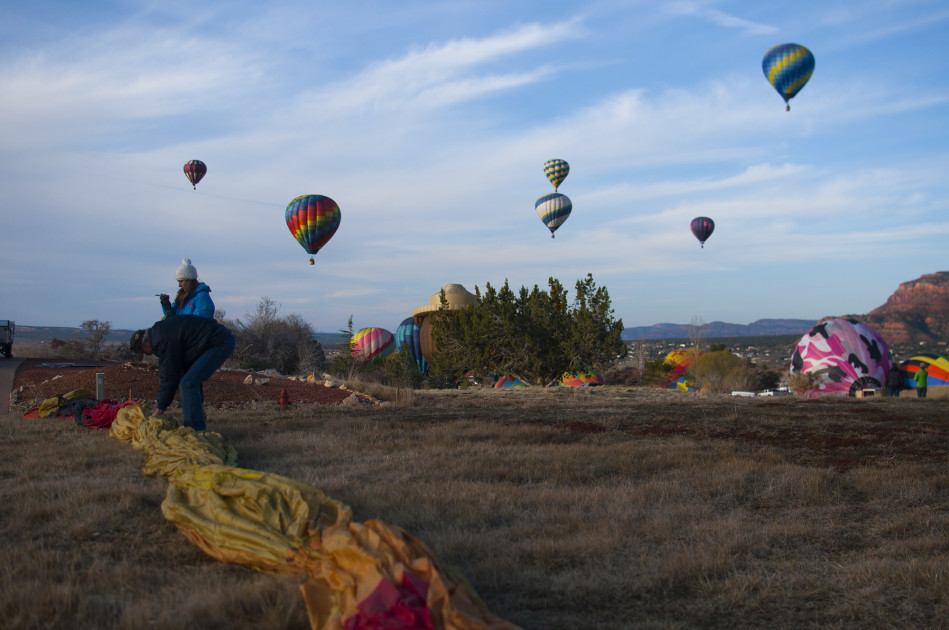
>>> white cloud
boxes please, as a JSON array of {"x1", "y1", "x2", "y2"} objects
[{"x1": 664, "y1": 1, "x2": 777, "y2": 35}]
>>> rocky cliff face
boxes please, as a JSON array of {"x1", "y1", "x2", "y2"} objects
[{"x1": 861, "y1": 272, "x2": 949, "y2": 344}]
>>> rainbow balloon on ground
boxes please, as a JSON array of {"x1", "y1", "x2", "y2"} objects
[
  {"x1": 899, "y1": 353, "x2": 949, "y2": 389},
  {"x1": 664, "y1": 348, "x2": 703, "y2": 389},
  {"x1": 394, "y1": 317, "x2": 428, "y2": 374},
  {"x1": 790, "y1": 318, "x2": 891, "y2": 396},
  {"x1": 559, "y1": 370, "x2": 603, "y2": 387},
  {"x1": 350, "y1": 327, "x2": 395, "y2": 361},
  {"x1": 495, "y1": 374, "x2": 526, "y2": 389}
]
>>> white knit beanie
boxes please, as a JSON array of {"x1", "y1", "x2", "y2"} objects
[{"x1": 175, "y1": 258, "x2": 198, "y2": 281}]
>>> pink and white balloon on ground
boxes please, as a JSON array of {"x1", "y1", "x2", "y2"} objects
[{"x1": 789, "y1": 318, "x2": 892, "y2": 396}]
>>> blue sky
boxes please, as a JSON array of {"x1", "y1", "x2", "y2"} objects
[{"x1": 1, "y1": 0, "x2": 946, "y2": 333}]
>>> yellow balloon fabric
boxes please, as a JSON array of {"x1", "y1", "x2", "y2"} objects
[{"x1": 107, "y1": 404, "x2": 519, "y2": 629}]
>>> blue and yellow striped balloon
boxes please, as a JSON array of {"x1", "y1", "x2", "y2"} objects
[
  {"x1": 762, "y1": 43, "x2": 815, "y2": 111},
  {"x1": 543, "y1": 158, "x2": 569, "y2": 191},
  {"x1": 535, "y1": 192, "x2": 572, "y2": 238}
]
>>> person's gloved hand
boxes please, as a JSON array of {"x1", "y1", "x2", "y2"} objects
[{"x1": 159, "y1": 293, "x2": 171, "y2": 307}]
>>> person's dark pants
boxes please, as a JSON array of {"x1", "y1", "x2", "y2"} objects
[
  {"x1": 917, "y1": 387, "x2": 927, "y2": 398},
  {"x1": 179, "y1": 335, "x2": 236, "y2": 430},
  {"x1": 888, "y1": 388, "x2": 900, "y2": 397}
]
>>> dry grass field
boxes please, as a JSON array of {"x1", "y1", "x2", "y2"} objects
[{"x1": 2, "y1": 378, "x2": 947, "y2": 629}]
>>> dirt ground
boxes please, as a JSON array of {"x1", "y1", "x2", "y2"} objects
[
  {"x1": 9, "y1": 358, "x2": 356, "y2": 412},
  {"x1": 10, "y1": 358, "x2": 949, "y2": 473}
]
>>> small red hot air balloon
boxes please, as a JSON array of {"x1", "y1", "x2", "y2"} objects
[{"x1": 183, "y1": 160, "x2": 207, "y2": 190}]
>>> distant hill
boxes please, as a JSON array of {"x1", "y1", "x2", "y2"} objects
[
  {"x1": 11, "y1": 325, "x2": 350, "y2": 350},
  {"x1": 621, "y1": 319, "x2": 815, "y2": 340},
  {"x1": 846, "y1": 271, "x2": 949, "y2": 345},
  {"x1": 621, "y1": 271, "x2": 949, "y2": 344}
]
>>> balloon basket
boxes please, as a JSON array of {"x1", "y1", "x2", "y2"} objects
[{"x1": 308, "y1": 257, "x2": 315, "y2": 265}]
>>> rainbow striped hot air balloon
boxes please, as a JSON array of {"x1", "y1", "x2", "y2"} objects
[
  {"x1": 900, "y1": 353, "x2": 949, "y2": 389},
  {"x1": 350, "y1": 327, "x2": 395, "y2": 362},
  {"x1": 559, "y1": 370, "x2": 603, "y2": 387},
  {"x1": 285, "y1": 194, "x2": 341, "y2": 265},
  {"x1": 543, "y1": 159, "x2": 570, "y2": 191},
  {"x1": 535, "y1": 192, "x2": 572, "y2": 238},
  {"x1": 495, "y1": 374, "x2": 526, "y2": 389},
  {"x1": 762, "y1": 43, "x2": 815, "y2": 111}
]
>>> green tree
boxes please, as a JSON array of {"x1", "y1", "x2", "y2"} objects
[
  {"x1": 641, "y1": 355, "x2": 676, "y2": 386},
  {"x1": 429, "y1": 274, "x2": 625, "y2": 385}
]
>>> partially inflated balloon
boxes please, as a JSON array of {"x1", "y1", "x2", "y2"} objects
[
  {"x1": 183, "y1": 160, "x2": 207, "y2": 189},
  {"x1": 535, "y1": 192, "x2": 572, "y2": 238},
  {"x1": 285, "y1": 194, "x2": 341, "y2": 264},
  {"x1": 900, "y1": 353, "x2": 949, "y2": 389},
  {"x1": 395, "y1": 316, "x2": 428, "y2": 374},
  {"x1": 495, "y1": 374, "x2": 526, "y2": 389},
  {"x1": 351, "y1": 327, "x2": 395, "y2": 362},
  {"x1": 690, "y1": 217, "x2": 715, "y2": 248},
  {"x1": 543, "y1": 159, "x2": 569, "y2": 191},
  {"x1": 762, "y1": 43, "x2": 815, "y2": 111},
  {"x1": 790, "y1": 318, "x2": 891, "y2": 396},
  {"x1": 559, "y1": 370, "x2": 603, "y2": 387}
]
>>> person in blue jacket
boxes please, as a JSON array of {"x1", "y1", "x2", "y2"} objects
[
  {"x1": 130, "y1": 315, "x2": 235, "y2": 431},
  {"x1": 159, "y1": 258, "x2": 215, "y2": 318}
]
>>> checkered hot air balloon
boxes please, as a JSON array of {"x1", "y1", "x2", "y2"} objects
[
  {"x1": 543, "y1": 159, "x2": 569, "y2": 191},
  {"x1": 285, "y1": 194, "x2": 341, "y2": 265},
  {"x1": 762, "y1": 43, "x2": 815, "y2": 111}
]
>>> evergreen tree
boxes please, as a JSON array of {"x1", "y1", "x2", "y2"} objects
[{"x1": 429, "y1": 274, "x2": 625, "y2": 385}]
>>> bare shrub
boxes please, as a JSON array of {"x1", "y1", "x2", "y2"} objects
[
  {"x1": 223, "y1": 298, "x2": 326, "y2": 376},
  {"x1": 687, "y1": 350, "x2": 757, "y2": 393},
  {"x1": 789, "y1": 371, "x2": 821, "y2": 397}
]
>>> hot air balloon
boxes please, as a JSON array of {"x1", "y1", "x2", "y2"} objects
[
  {"x1": 285, "y1": 194, "x2": 341, "y2": 265},
  {"x1": 543, "y1": 159, "x2": 570, "y2": 191},
  {"x1": 495, "y1": 374, "x2": 526, "y2": 389},
  {"x1": 790, "y1": 318, "x2": 892, "y2": 397},
  {"x1": 690, "y1": 217, "x2": 715, "y2": 248},
  {"x1": 350, "y1": 327, "x2": 395, "y2": 362},
  {"x1": 664, "y1": 348, "x2": 703, "y2": 390},
  {"x1": 395, "y1": 316, "x2": 428, "y2": 374},
  {"x1": 535, "y1": 192, "x2": 572, "y2": 238},
  {"x1": 900, "y1": 353, "x2": 949, "y2": 390},
  {"x1": 559, "y1": 370, "x2": 603, "y2": 387},
  {"x1": 183, "y1": 160, "x2": 207, "y2": 189},
  {"x1": 762, "y1": 43, "x2": 815, "y2": 111}
]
